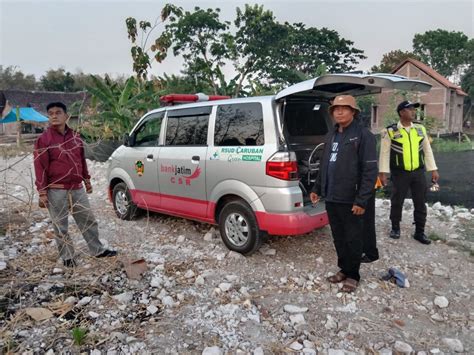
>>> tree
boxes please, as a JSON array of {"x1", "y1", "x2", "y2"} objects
[
  {"x1": 371, "y1": 50, "x2": 420, "y2": 73},
  {"x1": 0, "y1": 66, "x2": 38, "y2": 90},
  {"x1": 40, "y1": 68, "x2": 75, "y2": 92},
  {"x1": 166, "y1": 7, "x2": 233, "y2": 95},
  {"x1": 125, "y1": 4, "x2": 182, "y2": 80},
  {"x1": 154, "y1": 73, "x2": 213, "y2": 95},
  {"x1": 413, "y1": 29, "x2": 470, "y2": 78},
  {"x1": 231, "y1": 4, "x2": 287, "y2": 96},
  {"x1": 85, "y1": 75, "x2": 159, "y2": 139},
  {"x1": 267, "y1": 23, "x2": 366, "y2": 86}
]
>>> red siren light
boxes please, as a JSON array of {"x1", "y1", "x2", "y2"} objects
[{"x1": 159, "y1": 93, "x2": 231, "y2": 106}]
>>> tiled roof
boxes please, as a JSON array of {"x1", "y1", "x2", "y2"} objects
[
  {"x1": 0, "y1": 89, "x2": 90, "y2": 115},
  {"x1": 392, "y1": 58, "x2": 468, "y2": 96}
]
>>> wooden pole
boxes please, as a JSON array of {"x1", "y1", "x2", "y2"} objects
[{"x1": 16, "y1": 107, "x2": 22, "y2": 147}]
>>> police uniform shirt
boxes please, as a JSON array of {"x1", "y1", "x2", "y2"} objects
[{"x1": 379, "y1": 121, "x2": 437, "y2": 173}]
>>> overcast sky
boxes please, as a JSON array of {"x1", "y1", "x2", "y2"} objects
[{"x1": 1, "y1": 0, "x2": 473, "y2": 79}]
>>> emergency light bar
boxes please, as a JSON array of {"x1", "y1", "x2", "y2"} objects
[{"x1": 160, "y1": 93, "x2": 230, "y2": 106}]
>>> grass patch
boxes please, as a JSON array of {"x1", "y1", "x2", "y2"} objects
[
  {"x1": 428, "y1": 232, "x2": 444, "y2": 241},
  {"x1": 0, "y1": 144, "x2": 33, "y2": 159},
  {"x1": 431, "y1": 136, "x2": 472, "y2": 152},
  {"x1": 72, "y1": 327, "x2": 87, "y2": 346}
]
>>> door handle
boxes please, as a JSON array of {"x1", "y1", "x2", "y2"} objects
[
  {"x1": 146, "y1": 154, "x2": 154, "y2": 161},
  {"x1": 192, "y1": 156, "x2": 200, "y2": 161}
]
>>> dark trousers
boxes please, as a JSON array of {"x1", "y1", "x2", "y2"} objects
[
  {"x1": 326, "y1": 202, "x2": 363, "y2": 281},
  {"x1": 390, "y1": 169, "x2": 427, "y2": 233},
  {"x1": 363, "y1": 191, "x2": 379, "y2": 260}
]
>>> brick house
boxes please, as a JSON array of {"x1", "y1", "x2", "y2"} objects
[
  {"x1": 0, "y1": 89, "x2": 89, "y2": 135},
  {"x1": 371, "y1": 58, "x2": 468, "y2": 134}
]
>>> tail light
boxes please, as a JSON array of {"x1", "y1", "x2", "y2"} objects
[{"x1": 266, "y1": 151, "x2": 299, "y2": 181}]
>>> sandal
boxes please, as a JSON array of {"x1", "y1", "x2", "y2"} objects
[
  {"x1": 327, "y1": 271, "x2": 346, "y2": 283},
  {"x1": 341, "y1": 278, "x2": 358, "y2": 293}
]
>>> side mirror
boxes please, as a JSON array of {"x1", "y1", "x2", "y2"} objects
[{"x1": 122, "y1": 133, "x2": 130, "y2": 147}]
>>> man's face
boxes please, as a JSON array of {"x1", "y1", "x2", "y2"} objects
[
  {"x1": 47, "y1": 107, "x2": 68, "y2": 127},
  {"x1": 400, "y1": 107, "x2": 416, "y2": 121},
  {"x1": 332, "y1": 105, "x2": 355, "y2": 127}
]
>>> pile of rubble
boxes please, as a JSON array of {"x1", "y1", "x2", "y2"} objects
[{"x1": 0, "y1": 156, "x2": 473, "y2": 354}]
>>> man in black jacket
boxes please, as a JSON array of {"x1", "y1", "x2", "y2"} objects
[{"x1": 310, "y1": 95, "x2": 377, "y2": 292}]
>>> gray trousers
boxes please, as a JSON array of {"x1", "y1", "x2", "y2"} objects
[{"x1": 47, "y1": 188, "x2": 105, "y2": 260}]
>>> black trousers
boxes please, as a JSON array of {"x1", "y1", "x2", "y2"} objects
[
  {"x1": 326, "y1": 202, "x2": 363, "y2": 281},
  {"x1": 390, "y1": 169, "x2": 427, "y2": 233},
  {"x1": 363, "y1": 191, "x2": 379, "y2": 260}
]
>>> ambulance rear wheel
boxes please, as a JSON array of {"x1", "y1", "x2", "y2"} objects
[{"x1": 218, "y1": 200, "x2": 263, "y2": 255}]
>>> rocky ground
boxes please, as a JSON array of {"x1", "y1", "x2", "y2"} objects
[{"x1": 0, "y1": 153, "x2": 473, "y2": 354}]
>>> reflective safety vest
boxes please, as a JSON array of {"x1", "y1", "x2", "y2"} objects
[{"x1": 387, "y1": 123, "x2": 426, "y2": 171}]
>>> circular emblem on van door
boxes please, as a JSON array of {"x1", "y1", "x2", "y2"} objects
[{"x1": 135, "y1": 160, "x2": 144, "y2": 176}]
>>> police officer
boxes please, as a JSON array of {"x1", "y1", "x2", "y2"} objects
[{"x1": 378, "y1": 101, "x2": 439, "y2": 244}]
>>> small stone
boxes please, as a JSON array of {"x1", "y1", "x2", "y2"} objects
[
  {"x1": 184, "y1": 270, "x2": 195, "y2": 278},
  {"x1": 147, "y1": 305, "x2": 159, "y2": 315},
  {"x1": 289, "y1": 313, "x2": 306, "y2": 325},
  {"x1": 0, "y1": 261, "x2": 6, "y2": 270},
  {"x1": 394, "y1": 340, "x2": 413, "y2": 354},
  {"x1": 77, "y1": 296, "x2": 92, "y2": 307},
  {"x1": 430, "y1": 348, "x2": 441, "y2": 354},
  {"x1": 325, "y1": 315, "x2": 338, "y2": 330},
  {"x1": 431, "y1": 313, "x2": 444, "y2": 322},
  {"x1": 283, "y1": 304, "x2": 309, "y2": 314},
  {"x1": 253, "y1": 347, "x2": 264, "y2": 355},
  {"x1": 260, "y1": 247, "x2": 276, "y2": 256},
  {"x1": 88, "y1": 311, "x2": 100, "y2": 318},
  {"x1": 64, "y1": 296, "x2": 77, "y2": 304},
  {"x1": 52, "y1": 267, "x2": 63, "y2": 274},
  {"x1": 218, "y1": 282, "x2": 232, "y2": 292},
  {"x1": 227, "y1": 251, "x2": 245, "y2": 259},
  {"x1": 177, "y1": 235, "x2": 186, "y2": 243},
  {"x1": 150, "y1": 276, "x2": 163, "y2": 288},
  {"x1": 328, "y1": 350, "x2": 345, "y2": 355},
  {"x1": 303, "y1": 340, "x2": 315, "y2": 349},
  {"x1": 90, "y1": 350, "x2": 101, "y2": 355},
  {"x1": 202, "y1": 346, "x2": 222, "y2": 355},
  {"x1": 442, "y1": 338, "x2": 463, "y2": 352},
  {"x1": 162, "y1": 296, "x2": 174, "y2": 307},
  {"x1": 289, "y1": 341, "x2": 303, "y2": 351},
  {"x1": 113, "y1": 292, "x2": 133, "y2": 304},
  {"x1": 434, "y1": 296, "x2": 449, "y2": 308},
  {"x1": 432, "y1": 202, "x2": 442, "y2": 210},
  {"x1": 302, "y1": 349, "x2": 317, "y2": 355},
  {"x1": 195, "y1": 275, "x2": 205, "y2": 286},
  {"x1": 204, "y1": 228, "x2": 216, "y2": 242}
]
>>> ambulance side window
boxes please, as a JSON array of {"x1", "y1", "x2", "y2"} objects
[
  {"x1": 165, "y1": 113, "x2": 209, "y2": 146},
  {"x1": 214, "y1": 103, "x2": 264, "y2": 146}
]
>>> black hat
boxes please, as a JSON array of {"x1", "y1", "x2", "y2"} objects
[{"x1": 397, "y1": 100, "x2": 420, "y2": 113}]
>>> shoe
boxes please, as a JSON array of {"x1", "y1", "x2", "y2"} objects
[
  {"x1": 63, "y1": 259, "x2": 77, "y2": 267},
  {"x1": 361, "y1": 254, "x2": 379, "y2": 263},
  {"x1": 414, "y1": 233, "x2": 431, "y2": 245},
  {"x1": 389, "y1": 229, "x2": 400, "y2": 239},
  {"x1": 96, "y1": 249, "x2": 118, "y2": 258}
]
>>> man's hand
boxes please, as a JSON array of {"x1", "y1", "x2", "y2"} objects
[
  {"x1": 84, "y1": 180, "x2": 93, "y2": 194},
  {"x1": 378, "y1": 172, "x2": 388, "y2": 186},
  {"x1": 310, "y1": 192, "x2": 319, "y2": 205},
  {"x1": 39, "y1": 194, "x2": 48, "y2": 208},
  {"x1": 431, "y1": 170, "x2": 439, "y2": 183},
  {"x1": 352, "y1": 205, "x2": 365, "y2": 215}
]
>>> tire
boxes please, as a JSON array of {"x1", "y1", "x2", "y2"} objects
[
  {"x1": 112, "y1": 182, "x2": 139, "y2": 220},
  {"x1": 218, "y1": 200, "x2": 263, "y2": 255}
]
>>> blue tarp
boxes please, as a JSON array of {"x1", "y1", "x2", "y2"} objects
[{"x1": 1, "y1": 107, "x2": 49, "y2": 124}]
